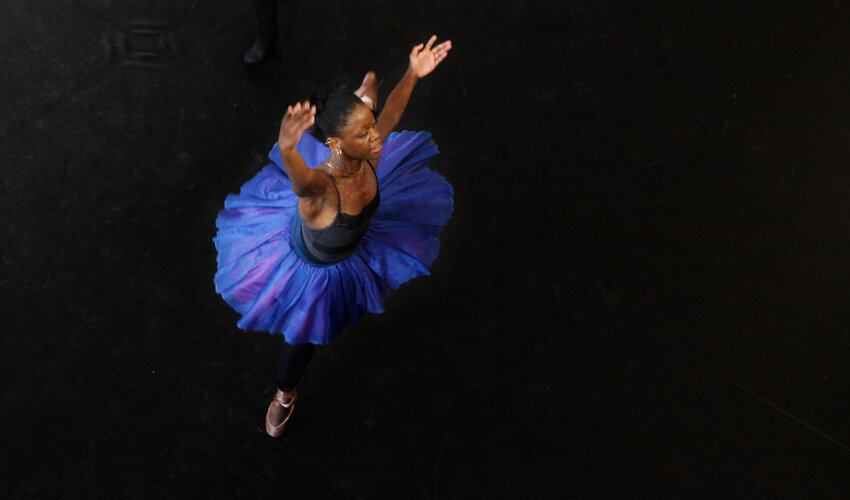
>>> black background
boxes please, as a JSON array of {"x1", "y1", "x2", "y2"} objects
[{"x1": 2, "y1": 0, "x2": 850, "y2": 497}]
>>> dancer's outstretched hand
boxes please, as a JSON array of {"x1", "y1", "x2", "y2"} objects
[
  {"x1": 408, "y1": 35, "x2": 452, "y2": 79},
  {"x1": 279, "y1": 101, "x2": 316, "y2": 150}
]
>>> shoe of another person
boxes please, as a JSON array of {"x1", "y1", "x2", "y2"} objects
[{"x1": 244, "y1": 38, "x2": 275, "y2": 64}]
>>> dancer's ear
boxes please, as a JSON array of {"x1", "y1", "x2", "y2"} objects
[{"x1": 326, "y1": 137, "x2": 342, "y2": 150}]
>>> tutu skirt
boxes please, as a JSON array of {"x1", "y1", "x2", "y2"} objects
[{"x1": 213, "y1": 131, "x2": 454, "y2": 345}]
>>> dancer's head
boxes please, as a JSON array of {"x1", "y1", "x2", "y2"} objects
[{"x1": 309, "y1": 91, "x2": 381, "y2": 161}]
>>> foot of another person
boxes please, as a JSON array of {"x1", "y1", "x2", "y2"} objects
[
  {"x1": 354, "y1": 71, "x2": 378, "y2": 111},
  {"x1": 265, "y1": 388, "x2": 297, "y2": 437},
  {"x1": 244, "y1": 38, "x2": 275, "y2": 64}
]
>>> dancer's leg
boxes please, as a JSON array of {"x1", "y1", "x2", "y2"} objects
[
  {"x1": 266, "y1": 341, "x2": 314, "y2": 433},
  {"x1": 276, "y1": 342, "x2": 315, "y2": 391}
]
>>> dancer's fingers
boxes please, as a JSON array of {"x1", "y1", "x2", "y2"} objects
[
  {"x1": 298, "y1": 109, "x2": 311, "y2": 125},
  {"x1": 424, "y1": 35, "x2": 437, "y2": 51},
  {"x1": 434, "y1": 41, "x2": 452, "y2": 54}
]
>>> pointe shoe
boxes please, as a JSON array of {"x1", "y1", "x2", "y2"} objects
[
  {"x1": 244, "y1": 38, "x2": 275, "y2": 64},
  {"x1": 354, "y1": 71, "x2": 378, "y2": 111},
  {"x1": 265, "y1": 388, "x2": 297, "y2": 437}
]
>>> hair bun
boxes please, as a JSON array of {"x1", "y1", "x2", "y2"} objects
[
  {"x1": 309, "y1": 91, "x2": 331, "y2": 115},
  {"x1": 306, "y1": 91, "x2": 363, "y2": 143}
]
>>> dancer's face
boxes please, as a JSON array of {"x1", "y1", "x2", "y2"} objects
[{"x1": 334, "y1": 104, "x2": 381, "y2": 161}]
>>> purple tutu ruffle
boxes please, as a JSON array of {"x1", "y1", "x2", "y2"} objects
[{"x1": 213, "y1": 131, "x2": 454, "y2": 344}]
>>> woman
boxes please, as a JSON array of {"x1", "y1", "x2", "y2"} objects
[{"x1": 214, "y1": 36, "x2": 453, "y2": 437}]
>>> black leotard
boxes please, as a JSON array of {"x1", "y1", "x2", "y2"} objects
[{"x1": 290, "y1": 161, "x2": 380, "y2": 265}]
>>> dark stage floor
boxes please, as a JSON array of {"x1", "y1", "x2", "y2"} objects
[{"x1": 3, "y1": 0, "x2": 850, "y2": 498}]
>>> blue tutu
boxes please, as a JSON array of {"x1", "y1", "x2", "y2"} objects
[{"x1": 213, "y1": 131, "x2": 454, "y2": 344}]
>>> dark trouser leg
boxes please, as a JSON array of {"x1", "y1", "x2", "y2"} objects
[
  {"x1": 276, "y1": 342, "x2": 315, "y2": 391},
  {"x1": 254, "y1": 0, "x2": 279, "y2": 44}
]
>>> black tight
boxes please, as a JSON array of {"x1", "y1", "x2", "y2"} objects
[
  {"x1": 253, "y1": 0, "x2": 279, "y2": 44},
  {"x1": 276, "y1": 342, "x2": 314, "y2": 391}
]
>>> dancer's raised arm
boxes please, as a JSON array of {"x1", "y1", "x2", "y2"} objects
[
  {"x1": 278, "y1": 101, "x2": 327, "y2": 198},
  {"x1": 375, "y1": 35, "x2": 452, "y2": 142}
]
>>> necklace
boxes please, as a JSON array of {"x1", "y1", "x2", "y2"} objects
[{"x1": 325, "y1": 161, "x2": 359, "y2": 177}]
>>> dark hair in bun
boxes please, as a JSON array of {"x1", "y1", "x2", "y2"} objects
[{"x1": 308, "y1": 91, "x2": 364, "y2": 143}]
